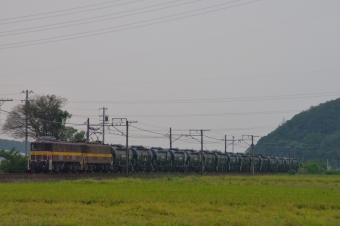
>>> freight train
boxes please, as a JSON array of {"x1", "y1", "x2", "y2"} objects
[{"x1": 28, "y1": 138, "x2": 299, "y2": 173}]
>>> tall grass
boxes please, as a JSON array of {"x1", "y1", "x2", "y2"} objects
[{"x1": 0, "y1": 175, "x2": 339, "y2": 225}]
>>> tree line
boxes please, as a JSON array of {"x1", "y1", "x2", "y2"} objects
[{"x1": 252, "y1": 98, "x2": 340, "y2": 161}]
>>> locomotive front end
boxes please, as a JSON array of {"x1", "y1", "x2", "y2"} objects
[{"x1": 29, "y1": 141, "x2": 52, "y2": 173}]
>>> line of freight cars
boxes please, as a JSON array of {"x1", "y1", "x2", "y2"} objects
[{"x1": 29, "y1": 139, "x2": 299, "y2": 173}]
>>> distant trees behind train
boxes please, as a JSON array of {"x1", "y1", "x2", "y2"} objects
[{"x1": 253, "y1": 98, "x2": 340, "y2": 161}]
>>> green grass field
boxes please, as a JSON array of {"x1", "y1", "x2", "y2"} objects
[{"x1": 0, "y1": 175, "x2": 339, "y2": 226}]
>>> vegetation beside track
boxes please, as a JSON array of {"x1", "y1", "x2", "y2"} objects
[{"x1": 0, "y1": 175, "x2": 339, "y2": 225}]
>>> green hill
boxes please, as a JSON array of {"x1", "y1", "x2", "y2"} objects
[
  {"x1": 0, "y1": 138, "x2": 27, "y2": 154},
  {"x1": 254, "y1": 98, "x2": 340, "y2": 161}
]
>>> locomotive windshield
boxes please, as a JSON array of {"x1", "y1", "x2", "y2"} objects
[{"x1": 31, "y1": 143, "x2": 52, "y2": 151}]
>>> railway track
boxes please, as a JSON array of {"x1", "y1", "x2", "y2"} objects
[{"x1": 0, "y1": 171, "x2": 282, "y2": 182}]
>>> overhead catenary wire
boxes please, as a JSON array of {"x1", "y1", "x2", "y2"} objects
[
  {"x1": 0, "y1": 0, "x2": 204, "y2": 36},
  {"x1": 8, "y1": 91, "x2": 340, "y2": 107},
  {"x1": 0, "y1": 0, "x2": 146, "y2": 24},
  {"x1": 2, "y1": 67, "x2": 339, "y2": 82},
  {"x1": 0, "y1": 0, "x2": 260, "y2": 49},
  {"x1": 50, "y1": 91, "x2": 340, "y2": 105},
  {"x1": 204, "y1": 134, "x2": 224, "y2": 141},
  {"x1": 129, "y1": 125, "x2": 170, "y2": 135},
  {"x1": 0, "y1": 92, "x2": 21, "y2": 96},
  {"x1": 1, "y1": 7, "x2": 339, "y2": 78}
]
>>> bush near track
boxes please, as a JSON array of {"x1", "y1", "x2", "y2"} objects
[
  {"x1": 0, "y1": 175, "x2": 339, "y2": 226},
  {"x1": 0, "y1": 149, "x2": 27, "y2": 173}
]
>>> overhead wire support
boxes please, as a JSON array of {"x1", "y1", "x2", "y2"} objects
[
  {"x1": 189, "y1": 129, "x2": 210, "y2": 175},
  {"x1": 225, "y1": 136, "x2": 240, "y2": 153},
  {"x1": 112, "y1": 118, "x2": 137, "y2": 177},
  {"x1": 168, "y1": 128, "x2": 197, "y2": 149},
  {"x1": 167, "y1": 128, "x2": 196, "y2": 149},
  {"x1": 86, "y1": 118, "x2": 90, "y2": 142},
  {"x1": 202, "y1": 134, "x2": 239, "y2": 153},
  {"x1": 0, "y1": 99, "x2": 13, "y2": 127},
  {"x1": 242, "y1": 135, "x2": 260, "y2": 175},
  {"x1": 99, "y1": 107, "x2": 108, "y2": 144},
  {"x1": 223, "y1": 136, "x2": 239, "y2": 154},
  {"x1": 21, "y1": 90, "x2": 33, "y2": 157},
  {"x1": 170, "y1": 127, "x2": 172, "y2": 149}
]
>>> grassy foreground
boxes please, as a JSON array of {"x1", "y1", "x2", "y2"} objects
[{"x1": 0, "y1": 175, "x2": 340, "y2": 226}]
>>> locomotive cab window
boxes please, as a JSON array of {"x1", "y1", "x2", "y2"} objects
[
  {"x1": 31, "y1": 143, "x2": 44, "y2": 151},
  {"x1": 45, "y1": 144, "x2": 52, "y2": 151}
]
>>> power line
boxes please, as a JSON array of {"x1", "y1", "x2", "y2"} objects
[
  {"x1": 0, "y1": 0, "x2": 260, "y2": 49},
  {"x1": 70, "y1": 110, "x2": 302, "y2": 118},
  {"x1": 1, "y1": 69, "x2": 339, "y2": 86},
  {"x1": 0, "y1": 0, "x2": 202, "y2": 36},
  {"x1": 67, "y1": 91, "x2": 340, "y2": 104},
  {"x1": 0, "y1": 0, "x2": 146, "y2": 23},
  {"x1": 129, "y1": 125, "x2": 167, "y2": 135},
  {"x1": 0, "y1": 92, "x2": 20, "y2": 96},
  {"x1": 1, "y1": 7, "x2": 338, "y2": 77},
  {"x1": 203, "y1": 135, "x2": 224, "y2": 141}
]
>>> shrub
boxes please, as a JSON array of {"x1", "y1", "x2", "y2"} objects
[
  {"x1": 325, "y1": 169, "x2": 340, "y2": 175},
  {"x1": 0, "y1": 148, "x2": 28, "y2": 173},
  {"x1": 301, "y1": 160, "x2": 324, "y2": 174},
  {"x1": 288, "y1": 169, "x2": 296, "y2": 175},
  {"x1": 306, "y1": 163, "x2": 320, "y2": 174}
]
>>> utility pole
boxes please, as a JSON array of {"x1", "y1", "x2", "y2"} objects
[
  {"x1": 21, "y1": 90, "x2": 33, "y2": 156},
  {"x1": 170, "y1": 127, "x2": 172, "y2": 149},
  {"x1": 126, "y1": 121, "x2": 129, "y2": 177},
  {"x1": 189, "y1": 129, "x2": 210, "y2": 175},
  {"x1": 112, "y1": 118, "x2": 137, "y2": 177},
  {"x1": 99, "y1": 107, "x2": 108, "y2": 144},
  {"x1": 0, "y1": 99, "x2": 13, "y2": 126},
  {"x1": 251, "y1": 136, "x2": 254, "y2": 175},
  {"x1": 224, "y1": 135, "x2": 227, "y2": 154},
  {"x1": 242, "y1": 135, "x2": 259, "y2": 175},
  {"x1": 232, "y1": 136, "x2": 235, "y2": 153},
  {"x1": 86, "y1": 118, "x2": 90, "y2": 142},
  {"x1": 201, "y1": 130, "x2": 204, "y2": 175},
  {"x1": 224, "y1": 136, "x2": 237, "y2": 154}
]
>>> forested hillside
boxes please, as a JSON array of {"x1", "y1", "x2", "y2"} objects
[
  {"x1": 254, "y1": 98, "x2": 340, "y2": 161},
  {"x1": 0, "y1": 139, "x2": 26, "y2": 153}
]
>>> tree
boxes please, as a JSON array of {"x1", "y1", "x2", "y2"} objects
[
  {"x1": 62, "y1": 127, "x2": 85, "y2": 142},
  {"x1": 2, "y1": 94, "x2": 75, "y2": 140},
  {"x1": 0, "y1": 148, "x2": 28, "y2": 173},
  {"x1": 73, "y1": 130, "x2": 85, "y2": 142}
]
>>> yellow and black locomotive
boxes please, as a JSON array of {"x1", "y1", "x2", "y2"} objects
[{"x1": 29, "y1": 137, "x2": 112, "y2": 173}]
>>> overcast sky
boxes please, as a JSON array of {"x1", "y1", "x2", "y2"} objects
[{"x1": 1, "y1": 0, "x2": 340, "y2": 153}]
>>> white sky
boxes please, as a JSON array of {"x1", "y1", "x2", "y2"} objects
[{"x1": 1, "y1": 0, "x2": 340, "y2": 152}]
